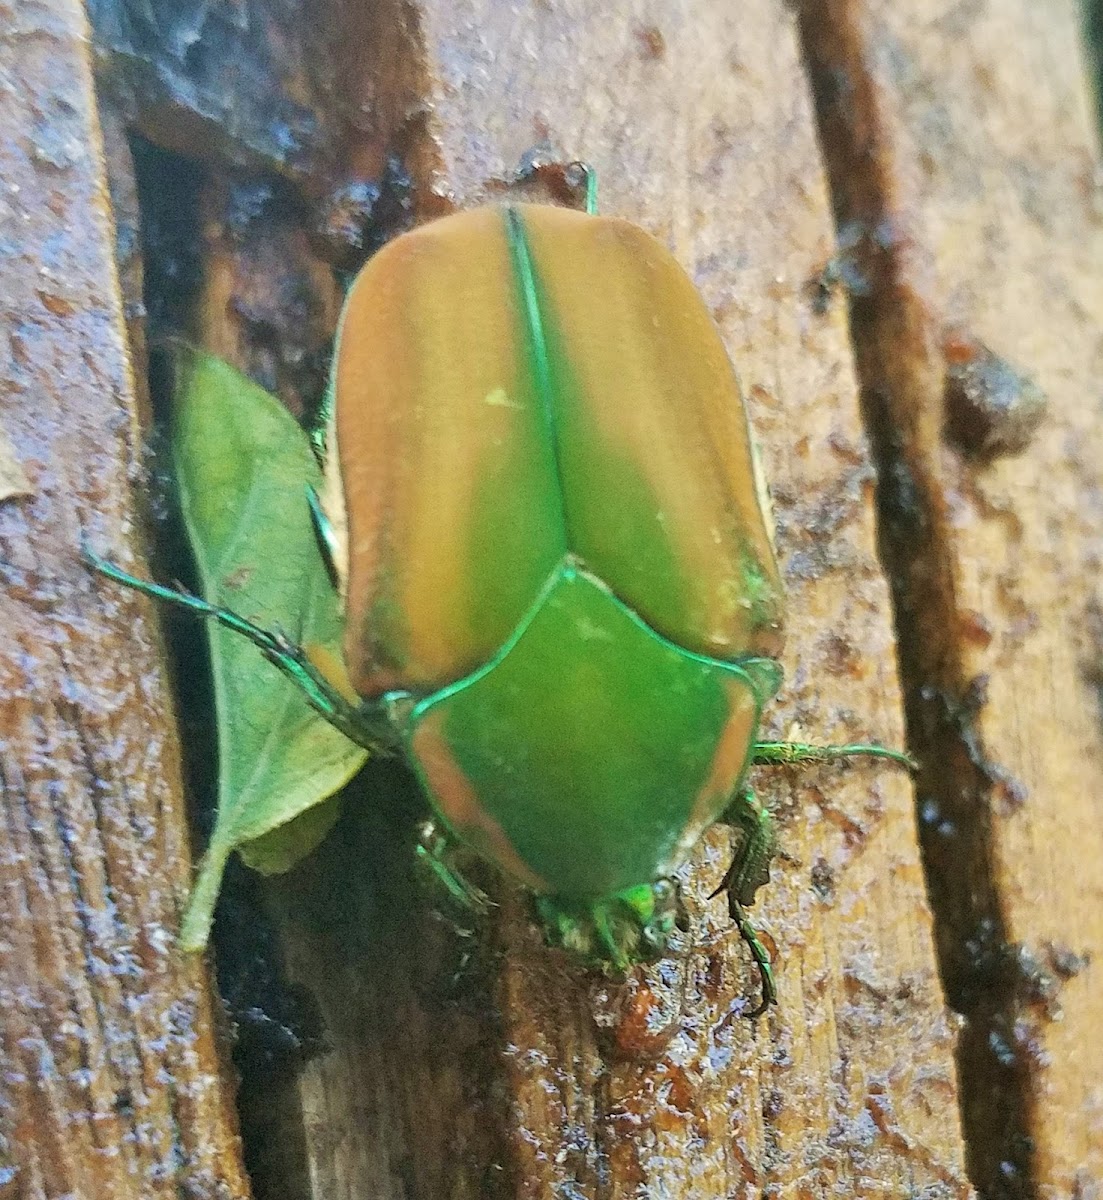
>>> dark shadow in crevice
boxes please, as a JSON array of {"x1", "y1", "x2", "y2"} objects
[{"x1": 126, "y1": 133, "x2": 322, "y2": 1198}]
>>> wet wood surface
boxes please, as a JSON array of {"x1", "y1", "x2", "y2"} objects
[
  {"x1": 189, "y1": 2, "x2": 972, "y2": 1197},
  {"x1": 801, "y1": 2, "x2": 1103, "y2": 1195},
  {"x1": 2, "y1": 0, "x2": 1100, "y2": 1197},
  {"x1": 0, "y1": 2, "x2": 249, "y2": 1198}
]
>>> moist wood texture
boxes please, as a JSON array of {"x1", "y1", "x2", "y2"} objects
[
  {"x1": 221, "y1": 3, "x2": 973, "y2": 1197},
  {"x1": 0, "y1": 3, "x2": 250, "y2": 1199},
  {"x1": 25, "y1": 1, "x2": 1098, "y2": 1197},
  {"x1": 800, "y1": 3, "x2": 1103, "y2": 1196}
]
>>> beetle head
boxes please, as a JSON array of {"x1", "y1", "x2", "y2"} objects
[{"x1": 534, "y1": 880, "x2": 681, "y2": 972}]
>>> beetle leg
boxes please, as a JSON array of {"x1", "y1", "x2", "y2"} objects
[
  {"x1": 591, "y1": 903, "x2": 628, "y2": 971},
  {"x1": 308, "y1": 377, "x2": 335, "y2": 465},
  {"x1": 753, "y1": 739, "x2": 916, "y2": 771},
  {"x1": 306, "y1": 485, "x2": 341, "y2": 587},
  {"x1": 415, "y1": 821, "x2": 493, "y2": 913},
  {"x1": 714, "y1": 789, "x2": 778, "y2": 1017},
  {"x1": 716, "y1": 790, "x2": 775, "y2": 907},
  {"x1": 726, "y1": 901, "x2": 776, "y2": 1019},
  {"x1": 81, "y1": 541, "x2": 396, "y2": 754}
]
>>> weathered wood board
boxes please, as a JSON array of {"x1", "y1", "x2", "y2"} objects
[
  {"x1": 206, "y1": 3, "x2": 973, "y2": 1197},
  {"x1": 0, "y1": 2, "x2": 248, "y2": 1198},
  {"x1": 7, "y1": 0, "x2": 1101, "y2": 1197},
  {"x1": 801, "y1": 2, "x2": 1103, "y2": 1196}
]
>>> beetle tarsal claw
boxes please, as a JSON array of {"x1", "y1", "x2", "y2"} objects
[{"x1": 728, "y1": 898, "x2": 777, "y2": 1019}]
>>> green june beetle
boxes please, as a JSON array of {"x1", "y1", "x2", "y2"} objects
[{"x1": 86, "y1": 166, "x2": 911, "y2": 1017}]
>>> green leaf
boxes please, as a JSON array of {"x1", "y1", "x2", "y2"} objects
[
  {"x1": 171, "y1": 349, "x2": 368, "y2": 951},
  {"x1": 239, "y1": 795, "x2": 344, "y2": 875}
]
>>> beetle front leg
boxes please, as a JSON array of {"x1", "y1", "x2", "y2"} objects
[
  {"x1": 753, "y1": 739, "x2": 916, "y2": 770},
  {"x1": 714, "y1": 788, "x2": 778, "y2": 1018},
  {"x1": 82, "y1": 542, "x2": 395, "y2": 754}
]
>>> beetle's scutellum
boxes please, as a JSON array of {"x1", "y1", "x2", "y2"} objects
[{"x1": 86, "y1": 165, "x2": 911, "y2": 1016}]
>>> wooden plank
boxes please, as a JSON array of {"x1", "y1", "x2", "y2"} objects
[
  {"x1": 0, "y1": 3, "x2": 249, "y2": 1197},
  {"x1": 225, "y1": 2, "x2": 974, "y2": 1195},
  {"x1": 799, "y1": 2, "x2": 1103, "y2": 1196}
]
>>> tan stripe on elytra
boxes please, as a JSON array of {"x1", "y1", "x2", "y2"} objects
[
  {"x1": 692, "y1": 679, "x2": 758, "y2": 836},
  {"x1": 522, "y1": 207, "x2": 782, "y2": 658},
  {"x1": 337, "y1": 210, "x2": 529, "y2": 693}
]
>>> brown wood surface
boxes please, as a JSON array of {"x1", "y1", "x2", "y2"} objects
[
  {"x1": 5, "y1": 0, "x2": 1100, "y2": 1197},
  {"x1": 413, "y1": 3, "x2": 973, "y2": 1196},
  {"x1": 200, "y1": 3, "x2": 972, "y2": 1197},
  {"x1": 800, "y1": 2, "x2": 1103, "y2": 1196},
  {"x1": 0, "y1": 3, "x2": 249, "y2": 1198}
]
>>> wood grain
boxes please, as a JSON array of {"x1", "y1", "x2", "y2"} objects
[
  {"x1": 0, "y1": 3, "x2": 249, "y2": 1197},
  {"x1": 60, "y1": 1, "x2": 1101, "y2": 1196},
  {"x1": 217, "y1": 2, "x2": 974, "y2": 1196},
  {"x1": 800, "y1": 2, "x2": 1103, "y2": 1196}
]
